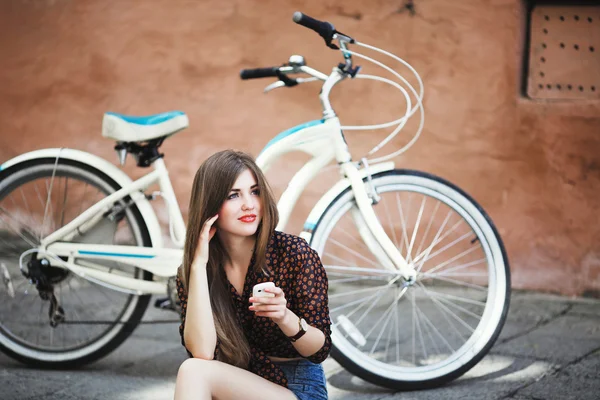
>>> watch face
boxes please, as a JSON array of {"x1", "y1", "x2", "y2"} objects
[{"x1": 300, "y1": 318, "x2": 309, "y2": 331}]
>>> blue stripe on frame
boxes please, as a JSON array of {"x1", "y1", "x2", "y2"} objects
[
  {"x1": 261, "y1": 119, "x2": 325, "y2": 152},
  {"x1": 78, "y1": 250, "x2": 156, "y2": 259},
  {"x1": 303, "y1": 222, "x2": 316, "y2": 231}
]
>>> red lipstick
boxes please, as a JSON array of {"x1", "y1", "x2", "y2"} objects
[{"x1": 238, "y1": 214, "x2": 257, "y2": 223}]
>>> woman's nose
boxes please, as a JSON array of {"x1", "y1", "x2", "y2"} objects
[{"x1": 241, "y1": 197, "x2": 255, "y2": 211}]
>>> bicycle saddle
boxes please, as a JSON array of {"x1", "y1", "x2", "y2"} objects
[{"x1": 102, "y1": 111, "x2": 189, "y2": 142}]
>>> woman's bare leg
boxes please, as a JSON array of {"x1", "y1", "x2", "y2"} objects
[{"x1": 174, "y1": 358, "x2": 298, "y2": 400}]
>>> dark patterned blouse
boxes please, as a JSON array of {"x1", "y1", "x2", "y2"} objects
[{"x1": 176, "y1": 230, "x2": 332, "y2": 388}]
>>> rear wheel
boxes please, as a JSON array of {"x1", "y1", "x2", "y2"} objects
[
  {"x1": 0, "y1": 159, "x2": 153, "y2": 367},
  {"x1": 309, "y1": 169, "x2": 510, "y2": 389}
]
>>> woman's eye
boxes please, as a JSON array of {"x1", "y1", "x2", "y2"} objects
[
  {"x1": 227, "y1": 193, "x2": 238, "y2": 200},
  {"x1": 252, "y1": 189, "x2": 260, "y2": 196}
]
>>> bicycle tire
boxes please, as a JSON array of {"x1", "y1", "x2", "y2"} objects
[
  {"x1": 309, "y1": 169, "x2": 510, "y2": 390},
  {"x1": 0, "y1": 158, "x2": 153, "y2": 367}
]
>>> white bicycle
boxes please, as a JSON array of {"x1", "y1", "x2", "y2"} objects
[{"x1": 0, "y1": 12, "x2": 510, "y2": 390}]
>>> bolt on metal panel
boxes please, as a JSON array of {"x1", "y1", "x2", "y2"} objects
[{"x1": 528, "y1": 5, "x2": 600, "y2": 99}]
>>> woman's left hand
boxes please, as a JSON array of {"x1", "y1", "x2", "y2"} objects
[{"x1": 249, "y1": 286, "x2": 290, "y2": 325}]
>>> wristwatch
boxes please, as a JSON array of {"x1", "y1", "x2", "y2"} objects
[{"x1": 288, "y1": 317, "x2": 308, "y2": 342}]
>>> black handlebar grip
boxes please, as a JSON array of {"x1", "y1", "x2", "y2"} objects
[
  {"x1": 292, "y1": 11, "x2": 337, "y2": 48},
  {"x1": 292, "y1": 12, "x2": 327, "y2": 33},
  {"x1": 239, "y1": 67, "x2": 279, "y2": 80}
]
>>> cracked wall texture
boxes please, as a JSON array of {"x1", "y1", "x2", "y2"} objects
[{"x1": 0, "y1": 0, "x2": 599, "y2": 295}]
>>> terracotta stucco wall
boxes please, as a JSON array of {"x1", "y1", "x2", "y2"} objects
[{"x1": 1, "y1": 0, "x2": 599, "y2": 296}]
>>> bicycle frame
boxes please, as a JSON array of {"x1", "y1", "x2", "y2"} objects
[
  {"x1": 7, "y1": 65, "x2": 416, "y2": 296},
  {"x1": 34, "y1": 157, "x2": 187, "y2": 294},
  {"x1": 257, "y1": 115, "x2": 415, "y2": 281}
]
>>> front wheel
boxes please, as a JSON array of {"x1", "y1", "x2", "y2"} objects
[
  {"x1": 0, "y1": 158, "x2": 153, "y2": 367},
  {"x1": 309, "y1": 169, "x2": 510, "y2": 390}
]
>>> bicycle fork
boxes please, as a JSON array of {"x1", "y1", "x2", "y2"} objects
[{"x1": 341, "y1": 162, "x2": 417, "y2": 283}]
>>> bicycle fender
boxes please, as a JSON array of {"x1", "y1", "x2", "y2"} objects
[
  {"x1": 300, "y1": 161, "x2": 395, "y2": 243},
  {"x1": 0, "y1": 148, "x2": 163, "y2": 248}
]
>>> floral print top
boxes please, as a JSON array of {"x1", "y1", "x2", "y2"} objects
[{"x1": 176, "y1": 230, "x2": 332, "y2": 387}]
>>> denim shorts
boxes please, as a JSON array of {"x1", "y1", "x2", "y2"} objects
[{"x1": 273, "y1": 359, "x2": 328, "y2": 400}]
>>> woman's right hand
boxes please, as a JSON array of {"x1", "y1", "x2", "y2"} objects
[{"x1": 192, "y1": 214, "x2": 219, "y2": 268}]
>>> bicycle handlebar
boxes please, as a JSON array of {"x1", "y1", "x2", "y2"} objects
[
  {"x1": 239, "y1": 67, "x2": 280, "y2": 80},
  {"x1": 292, "y1": 11, "x2": 338, "y2": 49},
  {"x1": 239, "y1": 12, "x2": 358, "y2": 90}
]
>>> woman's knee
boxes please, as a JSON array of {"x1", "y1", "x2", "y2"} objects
[{"x1": 177, "y1": 358, "x2": 213, "y2": 380}]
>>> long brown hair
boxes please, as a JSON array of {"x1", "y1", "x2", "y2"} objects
[{"x1": 179, "y1": 150, "x2": 279, "y2": 368}]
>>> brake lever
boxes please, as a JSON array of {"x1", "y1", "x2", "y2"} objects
[
  {"x1": 263, "y1": 81, "x2": 286, "y2": 93},
  {"x1": 263, "y1": 77, "x2": 320, "y2": 94}
]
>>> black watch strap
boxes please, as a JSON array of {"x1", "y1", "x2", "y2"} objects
[{"x1": 288, "y1": 318, "x2": 308, "y2": 342}]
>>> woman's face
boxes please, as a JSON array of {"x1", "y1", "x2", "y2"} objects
[{"x1": 216, "y1": 168, "x2": 262, "y2": 238}]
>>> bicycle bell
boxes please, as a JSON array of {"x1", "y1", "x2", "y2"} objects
[{"x1": 288, "y1": 55, "x2": 306, "y2": 67}]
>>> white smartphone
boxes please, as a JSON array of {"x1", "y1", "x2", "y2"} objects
[{"x1": 252, "y1": 282, "x2": 275, "y2": 301}]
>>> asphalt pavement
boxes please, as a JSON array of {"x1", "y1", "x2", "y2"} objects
[{"x1": 1, "y1": 291, "x2": 599, "y2": 400}]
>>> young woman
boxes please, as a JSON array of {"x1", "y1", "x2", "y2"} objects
[{"x1": 174, "y1": 150, "x2": 331, "y2": 400}]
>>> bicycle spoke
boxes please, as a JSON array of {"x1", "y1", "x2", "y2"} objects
[
  {"x1": 409, "y1": 292, "x2": 455, "y2": 354},
  {"x1": 411, "y1": 290, "x2": 427, "y2": 362},
  {"x1": 33, "y1": 182, "x2": 46, "y2": 241},
  {"x1": 0, "y1": 210, "x2": 38, "y2": 248},
  {"x1": 59, "y1": 177, "x2": 69, "y2": 228},
  {"x1": 413, "y1": 213, "x2": 457, "y2": 267},
  {"x1": 406, "y1": 196, "x2": 426, "y2": 260},
  {"x1": 349, "y1": 283, "x2": 391, "y2": 328},
  {"x1": 42, "y1": 176, "x2": 58, "y2": 238},
  {"x1": 330, "y1": 287, "x2": 389, "y2": 314},
  {"x1": 326, "y1": 238, "x2": 380, "y2": 269},
  {"x1": 325, "y1": 265, "x2": 400, "y2": 276},
  {"x1": 421, "y1": 288, "x2": 487, "y2": 307},
  {"x1": 434, "y1": 292, "x2": 484, "y2": 321},
  {"x1": 418, "y1": 283, "x2": 473, "y2": 339},
  {"x1": 423, "y1": 244, "x2": 482, "y2": 276},
  {"x1": 429, "y1": 258, "x2": 487, "y2": 277},
  {"x1": 413, "y1": 210, "x2": 453, "y2": 270},
  {"x1": 0, "y1": 230, "x2": 21, "y2": 252},
  {"x1": 329, "y1": 279, "x2": 398, "y2": 300},
  {"x1": 383, "y1": 294, "x2": 395, "y2": 362},
  {"x1": 426, "y1": 230, "x2": 478, "y2": 263},
  {"x1": 366, "y1": 286, "x2": 408, "y2": 355},
  {"x1": 420, "y1": 272, "x2": 488, "y2": 292},
  {"x1": 339, "y1": 222, "x2": 370, "y2": 252},
  {"x1": 67, "y1": 280, "x2": 95, "y2": 342},
  {"x1": 77, "y1": 182, "x2": 90, "y2": 217},
  {"x1": 414, "y1": 291, "x2": 443, "y2": 359},
  {"x1": 369, "y1": 301, "x2": 396, "y2": 356},
  {"x1": 19, "y1": 186, "x2": 33, "y2": 217},
  {"x1": 395, "y1": 192, "x2": 412, "y2": 261},
  {"x1": 332, "y1": 288, "x2": 391, "y2": 340},
  {"x1": 381, "y1": 195, "x2": 400, "y2": 248},
  {"x1": 413, "y1": 200, "x2": 441, "y2": 259},
  {"x1": 329, "y1": 275, "x2": 385, "y2": 284},
  {"x1": 394, "y1": 288, "x2": 401, "y2": 364},
  {"x1": 432, "y1": 271, "x2": 488, "y2": 277}
]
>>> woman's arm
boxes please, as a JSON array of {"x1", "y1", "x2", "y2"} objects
[
  {"x1": 180, "y1": 215, "x2": 220, "y2": 359},
  {"x1": 274, "y1": 306, "x2": 326, "y2": 358},
  {"x1": 249, "y1": 239, "x2": 332, "y2": 362},
  {"x1": 182, "y1": 263, "x2": 218, "y2": 359},
  {"x1": 288, "y1": 244, "x2": 332, "y2": 362}
]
